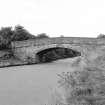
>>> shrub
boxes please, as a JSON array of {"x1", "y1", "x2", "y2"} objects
[
  {"x1": 12, "y1": 25, "x2": 35, "y2": 41},
  {"x1": 97, "y1": 34, "x2": 105, "y2": 38},
  {"x1": 0, "y1": 25, "x2": 36, "y2": 50},
  {"x1": 56, "y1": 67, "x2": 105, "y2": 105},
  {"x1": 36, "y1": 33, "x2": 49, "y2": 39}
]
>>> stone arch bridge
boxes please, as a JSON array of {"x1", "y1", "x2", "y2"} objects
[{"x1": 11, "y1": 37, "x2": 105, "y2": 63}]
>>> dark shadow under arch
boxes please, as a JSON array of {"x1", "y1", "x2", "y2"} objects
[{"x1": 36, "y1": 47, "x2": 81, "y2": 63}]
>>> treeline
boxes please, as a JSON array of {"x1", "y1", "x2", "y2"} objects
[
  {"x1": 0, "y1": 25, "x2": 81, "y2": 63},
  {"x1": 0, "y1": 25, "x2": 49, "y2": 50}
]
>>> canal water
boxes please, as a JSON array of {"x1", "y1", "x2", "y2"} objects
[{"x1": 0, "y1": 57, "x2": 81, "y2": 105}]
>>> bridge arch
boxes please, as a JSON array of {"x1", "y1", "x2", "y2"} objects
[
  {"x1": 35, "y1": 43, "x2": 82, "y2": 53},
  {"x1": 35, "y1": 45, "x2": 81, "y2": 63}
]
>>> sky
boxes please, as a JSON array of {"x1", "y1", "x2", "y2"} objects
[{"x1": 0, "y1": 0, "x2": 105, "y2": 37}]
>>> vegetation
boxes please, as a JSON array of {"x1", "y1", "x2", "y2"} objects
[
  {"x1": 0, "y1": 27, "x2": 14, "y2": 49},
  {"x1": 0, "y1": 25, "x2": 35, "y2": 49},
  {"x1": 0, "y1": 25, "x2": 50, "y2": 50},
  {"x1": 12, "y1": 25, "x2": 35, "y2": 41},
  {"x1": 56, "y1": 57, "x2": 105, "y2": 105},
  {"x1": 36, "y1": 33, "x2": 49, "y2": 39},
  {"x1": 97, "y1": 33, "x2": 105, "y2": 38},
  {"x1": 0, "y1": 25, "x2": 51, "y2": 60}
]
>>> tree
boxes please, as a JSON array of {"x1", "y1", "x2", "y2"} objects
[
  {"x1": 36, "y1": 33, "x2": 49, "y2": 39},
  {"x1": 0, "y1": 27, "x2": 14, "y2": 49},
  {"x1": 0, "y1": 25, "x2": 36, "y2": 50},
  {"x1": 60, "y1": 35, "x2": 64, "y2": 37},
  {"x1": 12, "y1": 25, "x2": 35, "y2": 41},
  {"x1": 97, "y1": 33, "x2": 105, "y2": 38}
]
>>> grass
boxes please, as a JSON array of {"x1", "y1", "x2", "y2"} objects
[{"x1": 56, "y1": 65, "x2": 105, "y2": 105}]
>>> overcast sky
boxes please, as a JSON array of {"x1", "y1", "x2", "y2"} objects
[{"x1": 0, "y1": 0, "x2": 105, "y2": 37}]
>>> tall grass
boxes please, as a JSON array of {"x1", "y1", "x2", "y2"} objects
[
  {"x1": 57, "y1": 68, "x2": 105, "y2": 105},
  {"x1": 55, "y1": 56, "x2": 105, "y2": 105}
]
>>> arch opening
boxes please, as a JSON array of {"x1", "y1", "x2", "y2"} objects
[{"x1": 36, "y1": 47, "x2": 81, "y2": 63}]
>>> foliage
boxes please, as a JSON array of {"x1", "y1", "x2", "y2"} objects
[
  {"x1": 0, "y1": 27, "x2": 14, "y2": 49},
  {"x1": 36, "y1": 33, "x2": 49, "y2": 39},
  {"x1": 60, "y1": 35, "x2": 64, "y2": 37},
  {"x1": 0, "y1": 25, "x2": 36, "y2": 49},
  {"x1": 0, "y1": 25, "x2": 50, "y2": 50},
  {"x1": 12, "y1": 25, "x2": 35, "y2": 41},
  {"x1": 57, "y1": 67, "x2": 105, "y2": 105},
  {"x1": 97, "y1": 33, "x2": 105, "y2": 38}
]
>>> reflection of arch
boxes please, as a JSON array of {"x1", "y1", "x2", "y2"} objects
[{"x1": 36, "y1": 47, "x2": 81, "y2": 63}]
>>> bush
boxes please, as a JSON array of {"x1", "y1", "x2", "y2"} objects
[
  {"x1": 56, "y1": 67, "x2": 105, "y2": 105},
  {"x1": 97, "y1": 34, "x2": 105, "y2": 38},
  {"x1": 12, "y1": 25, "x2": 35, "y2": 41},
  {"x1": 0, "y1": 27, "x2": 14, "y2": 49},
  {"x1": 0, "y1": 25, "x2": 36, "y2": 50},
  {"x1": 36, "y1": 33, "x2": 49, "y2": 39}
]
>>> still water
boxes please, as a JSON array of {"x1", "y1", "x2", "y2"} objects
[{"x1": 0, "y1": 57, "x2": 80, "y2": 105}]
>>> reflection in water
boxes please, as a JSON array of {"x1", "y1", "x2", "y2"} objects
[
  {"x1": 36, "y1": 47, "x2": 81, "y2": 63},
  {"x1": 0, "y1": 57, "x2": 82, "y2": 105}
]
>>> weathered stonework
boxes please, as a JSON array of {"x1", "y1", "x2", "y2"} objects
[
  {"x1": 0, "y1": 37, "x2": 105, "y2": 67},
  {"x1": 11, "y1": 37, "x2": 105, "y2": 64}
]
